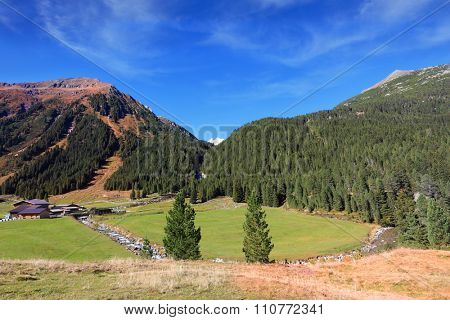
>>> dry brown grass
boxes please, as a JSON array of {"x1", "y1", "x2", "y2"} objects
[
  {"x1": 117, "y1": 263, "x2": 230, "y2": 293},
  {"x1": 1, "y1": 249, "x2": 449, "y2": 300},
  {"x1": 233, "y1": 248, "x2": 450, "y2": 299}
]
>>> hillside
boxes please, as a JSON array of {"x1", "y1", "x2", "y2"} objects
[
  {"x1": 0, "y1": 78, "x2": 209, "y2": 198},
  {"x1": 200, "y1": 65, "x2": 449, "y2": 226}
]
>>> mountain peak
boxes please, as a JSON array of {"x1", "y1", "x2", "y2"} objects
[
  {"x1": 0, "y1": 77, "x2": 112, "y2": 111},
  {"x1": 1, "y1": 77, "x2": 111, "y2": 90},
  {"x1": 362, "y1": 69, "x2": 413, "y2": 93}
]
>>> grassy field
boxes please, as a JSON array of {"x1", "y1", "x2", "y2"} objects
[
  {"x1": 0, "y1": 217, "x2": 132, "y2": 261},
  {"x1": 0, "y1": 200, "x2": 14, "y2": 217},
  {"x1": 95, "y1": 199, "x2": 371, "y2": 260},
  {"x1": 1, "y1": 249, "x2": 448, "y2": 299}
]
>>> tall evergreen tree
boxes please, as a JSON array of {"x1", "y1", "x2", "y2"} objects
[
  {"x1": 163, "y1": 192, "x2": 201, "y2": 260},
  {"x1": 427, "y1": 199, "x2": 449, "y2": 248},
  {"x1": 401, "y1": 196, "x2": 429, "y2": 247},
  {"x1": 393, "y1": 190, "x2": 415, "y2": 233},
  {"x1": 232, "y1": 180, "x2": 244, "y2": 203},
  {"x1": 190, "y1": 182, "x2": 198, "y2": 204},
  {"x1": 243, "y1": 191, "x2": 274, "y2": 263}
]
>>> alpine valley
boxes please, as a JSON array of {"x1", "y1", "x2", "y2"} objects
[{"x1": 1, "y1": 65, "x2": 449, "y2": 228}]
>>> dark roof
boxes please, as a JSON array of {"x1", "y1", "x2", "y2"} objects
[
  {"x1": 13, "y1": 199, "x2": 50, "y2": 207},
  {"x1": 53, "y1": 204, "x2": 83, "y2": 209},
  {"x1": 16, "y1": 205, "x2": 49, "y2": 214},
  {"x1": 10, "y1": 204, "x2": 29, "y2": 214},
  {"x1": 27, "y1": 199, "x2": 50, "y2": 205}
]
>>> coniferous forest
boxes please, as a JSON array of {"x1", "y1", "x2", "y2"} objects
[
  {"x1": 2, "y1": 113, "x2": 118, "y2": 198},
  {"x1": 198, "y1": 66, "x2": 449, "y2": 246}
]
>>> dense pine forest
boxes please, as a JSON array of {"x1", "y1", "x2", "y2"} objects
[
  {"x1": 104, "y1": 128, "x2": 210, "y2": 195},
  {"x1": 2, "y1": 113, "x2": 118, "y2": 198},
  {"x1": 199, "y1": 65, "x2": 449, "y2": 246}
]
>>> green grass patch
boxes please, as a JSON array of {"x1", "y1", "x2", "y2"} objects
[
  {"x1": 0, "y1": 217, "x2": 132, "y2": 261},
  {"x1": 97, "y1": 204, "x2": 371, "y2": 260},
  {"x1": 0, "y1": 201, "x2": 14, "y2": 217}
]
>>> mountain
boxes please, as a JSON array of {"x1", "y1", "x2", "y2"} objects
[
  {"x1": 200, "y1": 65, "x2": 450, "y2": 224},
  {"x1": 362, "y1": 69, "x2": 413, "y2": 92},
  {"x1": 0, "y1": 78, "x2": 209, "y2": 198}
]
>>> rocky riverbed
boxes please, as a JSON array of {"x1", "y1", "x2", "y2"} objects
[{"x1": 77, "y1": 216, "x2": 166, "y2": 259}]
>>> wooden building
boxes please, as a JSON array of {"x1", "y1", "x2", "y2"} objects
[{"x1": 10, "y1": 199, "x2": 51, "y2": 219}]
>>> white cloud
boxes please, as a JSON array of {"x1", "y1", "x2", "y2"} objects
[
  {"x1": 35, "y1": 0, "x2": 163, "y2": 76},
  {"x1": 204, "y1": 24, "x2": 262, "y2": 51},
  {"x1": 359, "y1": 0, "x2": 436, "y2": 23},
  {"x1": 416, "y1": 19, "x2": 450, "y2": 46},
  {"x1": 0, "y1": 5, "x2": 19, "y2": 31},
  {"x1": 249, "y1": 0, "x2": 305, "y2": 9}
]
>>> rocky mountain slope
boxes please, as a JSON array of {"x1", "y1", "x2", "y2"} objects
[{"x1": 0, "y1": 78, "x2": 209, "y2": 198}]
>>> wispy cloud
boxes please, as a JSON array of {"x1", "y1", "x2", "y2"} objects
[
  {"x1": 359, "y1": 0, "x2": 436, "y2": 22},
  {"x1": 249, "y1": 0, "x2": 308, "y2": 9},
  {"x1": 204, "y1": 0, "x2": 447, "y2": 68},
  {"x1": 416, "y1": 18, "x2": 450, "y2": 46},
  {"x1": 0, "y1": 4, "x2": 18, "y2": 31},
  {"x1": 35, "y1": 0, "x2": 165, "y2": 76}
]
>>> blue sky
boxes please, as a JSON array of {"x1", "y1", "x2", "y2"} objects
[{"x1": 0, "y1": 0, "x2": 449, "y2": 140}]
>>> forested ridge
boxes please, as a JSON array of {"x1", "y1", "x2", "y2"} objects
[
  {"x1": 199, "y1": 65, "x2": 449, "y2": 245},
  {"x1": 104, "y1": 127, "x2": 210, "y2": 195},
  {"x1": 0, "y1": 80, "x2": 210, "y2": 198}
]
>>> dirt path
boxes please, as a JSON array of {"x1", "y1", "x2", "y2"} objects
[{"x1": 50, "y1": 155, "x2": 129, "y2": 204}]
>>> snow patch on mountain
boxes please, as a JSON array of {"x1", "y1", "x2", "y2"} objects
[{"x1": 208, "y1": 138, "x2": 224, "y2": 145}]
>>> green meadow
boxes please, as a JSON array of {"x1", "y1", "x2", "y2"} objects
[
  {"x1": 0, "y1": 217, "x2": 132, "y2": 261},
  {"x1": 96, "y1": 199, "x2": 371, "y2": 260}
]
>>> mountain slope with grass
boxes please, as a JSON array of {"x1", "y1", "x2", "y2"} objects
[
  {"x1": 0, "y1": 78, "x2": 209, "y2": 198},
  {"x1": 200, "y1": 65, "x2": 450, "y2": 227}
]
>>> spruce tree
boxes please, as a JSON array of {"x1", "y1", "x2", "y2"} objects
[
  {"x1": 163, "y1": 192, "x2": 201, "y2": 260},
  {"x1": 243, "y1": 191, "x2": 274, "y2": 263},
  {"x1": 190, "y1": 182, "x2": 198, "y2": 204},
  {"x1": 232, "y1": 180, "x2": 244, "y2": 203},
  {"x1": 401, "y1": 204, "x2": 428, "y2": 247},
  {"x1": 427, "y1": 199, "x2": 449, "y2": 248},
  {"x1": 393, "y1": 190, "x2": 415, "y2": 233}
]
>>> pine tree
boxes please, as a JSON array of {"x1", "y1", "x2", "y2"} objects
[
  {"x1": 427, "y1": 199, "x2": 449, "y2": 248},
  {"x1": 163, "y1": 192, "x2": 201, "y2": 260},
  {"x1": 232, "y1": 180, "x2": 244, "y2": 203},
  {"x1": 393, "y1": 190, "x2": 415, "y2": 233},
  {"x1": 242, "y1": 190, "x2": 274, "y2": 263},
  {"x1": 401, "y1": 197, "x2": 429, "y2": 247},
  {"x1": 199, "y1": 184, "x2": 207, "y2": 203},
  {"x1": 333, "y1": 193, "x2": 344, "y2": 211},
  {"x1": 190, "y1": 182, "x2": 198, "y2": 204}
]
